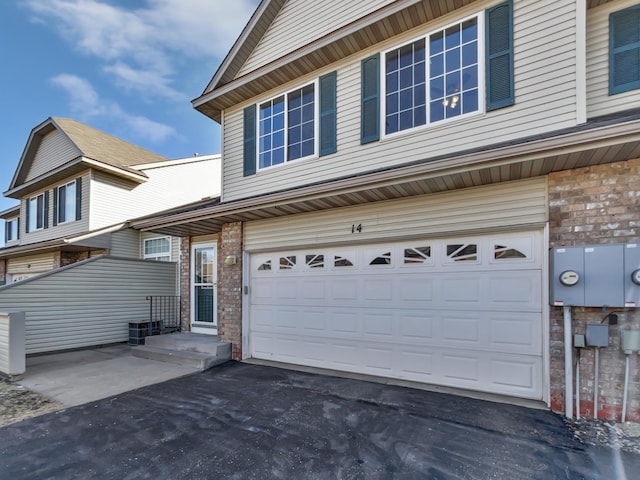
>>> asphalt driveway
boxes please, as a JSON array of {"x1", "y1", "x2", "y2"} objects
[{"x1": 0, "y1": 362, "x2": 638, "y2": 479}]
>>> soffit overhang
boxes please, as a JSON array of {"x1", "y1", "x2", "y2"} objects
[
  {"x1": 193, "y1": 0, "x2": 479, "y2": 122},
  {"x1": 130, "y1": 113, "x2": 640, "y2": 238},
  {"x1": 194, "y1": 0, "x2": 616, "y2": 123}
]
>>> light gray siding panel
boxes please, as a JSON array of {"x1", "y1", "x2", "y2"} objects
[
  {"x1": 586, "y1": 0, "x2": 640, "y2": 118},
  {"x1": 0, "y1": 257, "x2": 178, "y2": 354},
  {"x1": 222, "y1": 0, "x2": 578, "y2": 202},
  {"x1": 25, "y1": 130, "x2": 81, "y2": 181},
  {"x1": 244, "y1": 178, "x2": 548, "y2": 252},
  {"x1": 19, "y1": 171, "x2": 91, "y2": 245},
  {"x1": 90, "y1": 158, "x2": 221, "y2": 230},
  {"x1": 111, "y1": 228, "x2": 141, "y2": 258},
  {"x1": 238, "y1": 0, "x2": 396, "y2": 76}
]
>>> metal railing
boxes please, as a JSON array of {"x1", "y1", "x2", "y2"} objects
[{"x1": 146, "y1": 296, "x2": 181, "y2": 335}]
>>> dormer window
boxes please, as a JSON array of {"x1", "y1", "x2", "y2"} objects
[
  {"x1": 56, "y1": 180, "x2": 76, "y2": 224},
  {"x1": 53, "y1": 177, "x2": 82, "y2": 226},
  {"x1": 27, "y1": 192, "x2": 47, "y2": 232},
  {"x1": 4, "y1": 218, "x2": 18, "y2": 242}
]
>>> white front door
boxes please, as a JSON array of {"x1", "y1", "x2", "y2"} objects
[{"x1": 191, "y1": 242, "x2": 217, "y2": 334}]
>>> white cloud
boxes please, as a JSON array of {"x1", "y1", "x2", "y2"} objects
[
  {"x1": 50, "y1": 73, "x2": 177, "y2": 143},
  {"x1": 25, "y1": 0, "x2": 258, "y2": 100}
]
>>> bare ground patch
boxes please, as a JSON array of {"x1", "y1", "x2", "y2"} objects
[{"x1": 0, "y1": 381, "x2": 65, "y2": 427}]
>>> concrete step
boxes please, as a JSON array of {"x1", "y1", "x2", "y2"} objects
[
  {"x1": 132, "y1": 345, "x2": 229, "y2": 371},
  {"x1": 132, "y1": 333, "x2": 231, "y2": 371},
  {"x1": 144, "y1": 332, "x2": 230, "y2": 357}
]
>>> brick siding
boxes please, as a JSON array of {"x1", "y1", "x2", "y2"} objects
[
  {"x1": 179, "y1": 236, "x2": 191, "y2": 332},
  {"x1": 218, "y1": 222, "x2": 243, "y2": 360},
  {"x1": 0, "y1": 259, "x2": 5, "y2": 284},
  {"x1": 548, "y1": 158, "x2": 640, "y2": 420}
]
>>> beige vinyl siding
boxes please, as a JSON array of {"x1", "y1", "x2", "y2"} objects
[
  {"x1": 20, "y1": 171, "x2": 91, "y2": 245},
  {"x1": 237, "y1": 0, "x2": 396, "y2": 77},
  {"x1": 90, "y1": 158, "x2": 221, "y2": 230},
  {"x1": 7, "y1": 252, "x2": 56, "y2": 276},
  {"x1": 0, "y1": 256, "x2": 178, "y2": 354},
  {"x1": 0, "y1": 313, "x2": 10, "y2": 374},
  {"x1": 586, "y1": 0, "x2": 640, "y2": 118},
  {"x1": 222, "y1": 0, "x2": 579, "y2": 202},
  {"x1": 111, "y1": 228, "x2": 142, "y2": 258},
  {"x1": 24, "y1": 129, "x2": 81, "y2": 182},
  {"x1": 244, "y1": 177, "x2": 547, "y2": 252}
]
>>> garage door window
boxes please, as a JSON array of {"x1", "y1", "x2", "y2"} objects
[
  {"x1": 446, "y1": 243, "x2": 478, "y2": 263},
  {"x1": 494, "y1": 244, "x2": 526, "y2": 259},
  {"x1": 370, "y1": 252, "x2": 392, "y2": 265},
  {"x1": 306, "y1": 254, "x2": 324, "y2": 269},
  {"x1": 280, "y1": 256, "x2": 296, "y2": 270},
  {"x1": 404, "y1": 246, "x2": 432, "y2": 264},
  {"x1": 334, "y1": 255, "x2": 354, "y2": 267},
  {"x1": 258, "y1": 260, "x2": 272, "y2": 271}
]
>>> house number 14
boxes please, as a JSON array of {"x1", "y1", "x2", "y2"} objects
[{"x1": 351, "y1": 224, "x2": 362, "y2": 234}]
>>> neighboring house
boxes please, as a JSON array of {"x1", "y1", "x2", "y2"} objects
[
  {"x1": 0, "y1": 117, "x2": 221, "y2": 284},
  {"x1": 131, "y1": 0, "x2": 640, "y2": 421}
]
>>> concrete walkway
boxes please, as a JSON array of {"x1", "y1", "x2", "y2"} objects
[
  {"x1": 2, "y1": 361, "x2": 639, "y2": 479},
  {"x1": 19, "y1": 344, "x2": 199, "y2": 406}
]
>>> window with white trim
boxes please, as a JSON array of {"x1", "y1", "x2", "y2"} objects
[
  {"x1": 258, "y1": 81, "x2": 317, "y2": 169},
  {"x1": 57, "y1": 180, "x2": 76, "y2": 224},
  {"x1": 144, "y1": 237, "x2": 171, "y2": 262},
  {"x1": 384, "y1": 15, "x2": 481, "y2": 135},
  {"x1": 28, "y1": 193, "x2": 46, "y2": 232},
  {"x1": 5, "y1": 218, "x2": 18, "y2": 242}
]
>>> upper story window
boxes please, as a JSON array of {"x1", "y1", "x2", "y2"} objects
[
  {"x1": 258, "y1": 82, "x2": 317, "y2": 169},
  {"x1": 609, "y1": 5, "x2": 640, "y2": 95},
  {"x1": 56, "y1": 181, "x2": 76, "y2": 224},
  {"x1": 384, "y1": 15, "x2": 481, "y2": 136},
  {"x1": 4, "y1": 218, "x2": 18, "y2": 242},
  {"x1": 243, "y1": 72, "x2": 337, "y2": 177},
  {"x1": 361, "y1": 1, "x2": 513, "y2": 144},
  {"x1": 144, "y1": 237, "x2": 171, "y2": 261},
  {"x1": 27, "y1": 193, "x2": 47, "y2": 232}
]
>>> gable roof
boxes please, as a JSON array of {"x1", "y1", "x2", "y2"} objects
[
  {"x1": 5, "y1": 117, "x2": 167, "y2": 199},
  {"x1": 193, "y1": 0, "x2": 617, "y2": 123}
]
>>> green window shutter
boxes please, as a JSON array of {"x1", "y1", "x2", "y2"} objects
[
  {"x1": 486, "y1": 0, "x2": 514, "y2": 111},
  {"x1": 361, "y1": 54, "x2": 380, "y2": 144},
  {"x1": 243, "y1": 105, "x2": 257, "y2": 176},
  {"x1": 43, "y1": 191, "x2": 49, "y2": 229},
  {"x1": 25, "y1": 201, "x2": 30, "y2": 233},
  {"x1": 52, "y1": 187, "x2": 58, "y2": 226},
  {"x1": 319, "y1": 71, "x2": 337, "y2": 156},
  {"x1": 75, "y1": 177, "x2": 82, "y2": 221},
  {"x1": 610, "y1": 5, "x2": 640, "y2": 95}
]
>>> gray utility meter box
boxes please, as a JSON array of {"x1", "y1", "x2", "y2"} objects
[
  {"x1": 624, "y1": 244, "x2": 640, "y2": 307},
  {"x1": 550, "y1": 246, "x2": 585, "y2": 306},
  {"x1": 584, "y1": 245, "x2": 624, "y2": 307},
  {"x1": 550, "y1": 244, "x2": 626, "y2": 307}
]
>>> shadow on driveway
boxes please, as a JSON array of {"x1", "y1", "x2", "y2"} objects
[{"x1": 0, "y1": 362, "x2": 637, "y2": 479}]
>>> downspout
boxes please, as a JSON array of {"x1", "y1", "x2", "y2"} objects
[{"x1": 564, "y1": 306, "x2": 573, "y2": 419}]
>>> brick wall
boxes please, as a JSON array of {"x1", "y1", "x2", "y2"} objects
[
  {"x1": 548, "y1": 158, "x2": 640, "y2": 420},
  {"x1": 179, "y1": 236, "x2": 191, "y2": 332},
  {"x1": 0, "y1": 259, "x2": 5, "y2": 284},
  {"x1": 218, "y1": 222, "x2": 243, "y2": 360}
]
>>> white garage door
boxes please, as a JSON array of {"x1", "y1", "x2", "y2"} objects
[{"x1": 249, "y1": 231, "x2": 543, "y2": 399}]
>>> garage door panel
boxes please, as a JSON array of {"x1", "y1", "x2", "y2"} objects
[
  {"x1": 398, "y1": 313, "x2": 436, "y2": 339},
  {"x1": 363, "y1": 279, "x2": 393, "y2": 301},
  {"x1": 249, "y1": 231, "x2": 544, "y2": 400},
  {"x1": 399, "y1": 277, "x2": 436, "y2": 302}
]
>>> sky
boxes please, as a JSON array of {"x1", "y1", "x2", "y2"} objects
[{"x1": 0, "y1": 0, "x2": 260, "y2": 214}]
